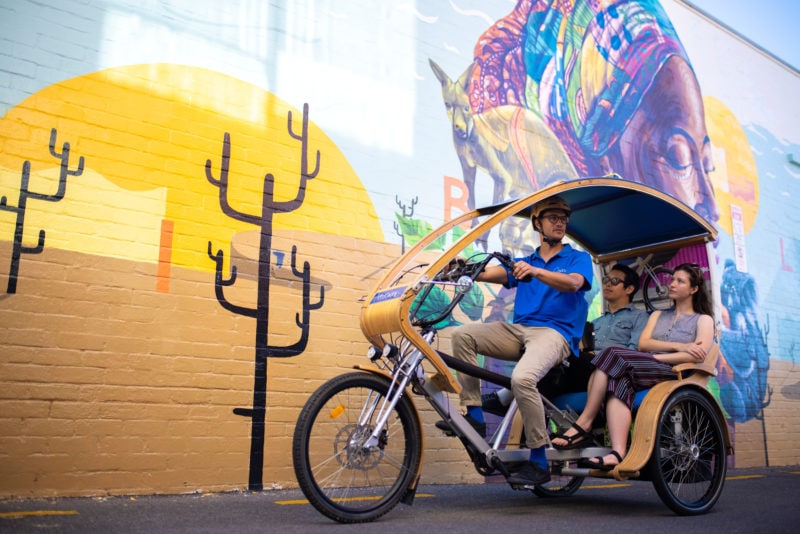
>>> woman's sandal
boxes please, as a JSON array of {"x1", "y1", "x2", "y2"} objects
[
  {"x1": 581, "y1": 450, "x2": 623, "y2": 471},
  {"x1": 551, "y1": 423, "x2": 596, "y2": 450}
]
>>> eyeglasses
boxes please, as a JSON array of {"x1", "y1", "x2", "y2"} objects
[
  {"x1": 542, "y1": 214, "x2": 569, "y2": 225},
  {"x1": 602, "y1": 276, "x2": 624, "y2": 286}
]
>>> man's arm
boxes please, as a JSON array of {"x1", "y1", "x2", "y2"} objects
[
  {"x1": 527, "y1": 267, "x2": 586, "y2": 293},
  {"x1": 476, "y1": 264, "x2": 508, "y2": 284},
  {"x1": 509, "y1": 252, "x2": 591, "y2": 293},
  {"x1": 478, "y1": 260, "x2": 583, "y2": 290}
]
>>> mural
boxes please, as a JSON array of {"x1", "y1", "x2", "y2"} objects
[
  {"x1": 429, "y1": 57, "x2": 577, "y2": 254},
  {"x1": 1, "y1": 128, "x2": 84, "y2": 293},
  {"x1": 0, "y1": 64, "x2": 380, "y2": 493},
  {"x1": 1, "y1": 0, "x2": 798, "y2": 497},
  {"x1": 421, "y1": 0, "x2": 777, "y2": 459},
  {"x1": 205, "y1": 104, "x2": 326, "y2": 491},
  {"x1": 437, "y1": 0, "x2": 716, "y2": 221},
  {"x1": 0, "y1": 66, "x2": 382, "y2": 277}
]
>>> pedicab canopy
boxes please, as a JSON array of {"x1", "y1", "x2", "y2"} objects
[
  {"x1": 476, "y1": 175, "x2": 717, "y2": 261},
  {"x1": 360, "y1": 175, "x2": 717, "y2": 393}
]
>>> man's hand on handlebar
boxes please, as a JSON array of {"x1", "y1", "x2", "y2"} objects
[
  {"x1": 436, "y1": 257, "x2": 467, "y2": 282},
  {"x1": 510, "y1": 261, "x2": 536, "y2": 282},
  {"x1": 494, "y1": 252, "x2": 515, "y2": 270},
  {"x1": 494, "y1": 252, "x2": 534, "y2": 282},
  {"x1": 437, "y1": 252, "x2": 531, "y2": 284}
]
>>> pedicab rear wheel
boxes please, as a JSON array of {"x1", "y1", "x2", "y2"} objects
[{"x1": 648, "y1": 388, "x2": 727, "y2": 515}]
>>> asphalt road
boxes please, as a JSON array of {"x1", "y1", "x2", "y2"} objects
[{"x1": 1, "y1": 466, "x2": 798, "y2": 533}]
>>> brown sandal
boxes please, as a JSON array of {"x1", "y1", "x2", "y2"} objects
[
  {"x1": 581, "y1": 450, "x2": 623, "y2": 471},
  {"x1": 551, "y1": 423, "x2": 595, "y2": 450}
]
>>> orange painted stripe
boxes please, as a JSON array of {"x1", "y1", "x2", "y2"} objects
[{"x1": 156, "y1": 219, "x2": 174, "y2": 293}]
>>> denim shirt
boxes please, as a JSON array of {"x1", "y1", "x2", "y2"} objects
[{"x1": 592, "y1": 305, "x2": 649, "y2": 351}]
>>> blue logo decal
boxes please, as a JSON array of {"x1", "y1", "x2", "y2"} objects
[{"x1": 370, "y1": 286, "x2": 406, "y2": 304}]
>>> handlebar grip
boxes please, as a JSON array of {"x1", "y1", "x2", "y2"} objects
[
  {"x1": 494, "y1": 252, "x2": 515, "y2": 270},
  {"x1": 494, "y1": 252, "x2": 533, "y2": 281}
]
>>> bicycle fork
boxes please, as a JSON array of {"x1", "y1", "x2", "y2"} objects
[{"x1": 360, "y1": 337, "x2": 428, "y2": 449}]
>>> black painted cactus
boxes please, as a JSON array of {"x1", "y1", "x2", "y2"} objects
[
  {"x1": 1, "y1": 128, "x2": 84, "y2": 293},
  {"x1": 205, "y1": 103, "x2": 324, "y2": 490}
]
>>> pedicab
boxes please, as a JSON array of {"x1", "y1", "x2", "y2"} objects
[{"x1": 292, "y1": 175, "x2": 732, "y2": 523}]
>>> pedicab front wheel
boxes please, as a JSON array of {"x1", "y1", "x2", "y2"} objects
[
  {"x1": 648, "y1": 388, "x2": 727, "y2": 515},
  {"x1": 292, "y1": 372, "x2": 422, "y2": 523}
]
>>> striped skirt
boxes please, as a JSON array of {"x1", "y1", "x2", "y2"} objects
[{"x1": 590, "y1": 347, "x2": 677, "y2": 409}]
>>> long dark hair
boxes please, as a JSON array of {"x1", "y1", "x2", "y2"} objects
[{"x1": 673, "y1": 263, "x2": 713, "y2": 316}]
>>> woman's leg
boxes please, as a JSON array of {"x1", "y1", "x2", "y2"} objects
[
  {"x1": 552, "y1": 369, "x2": 608, "y2": 446},
  {"x1": 580, "y1": 370, "x2": 608, "y2": 426},
  {"x1": 602, "y1": 396, "x2": 631, "y2": 465}
]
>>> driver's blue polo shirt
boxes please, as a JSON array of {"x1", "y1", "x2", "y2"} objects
[{"x1": 504, "y1": 244, "x2": 593, "y2": 356}]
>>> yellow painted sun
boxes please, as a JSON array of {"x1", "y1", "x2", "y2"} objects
[
  {"x1": 0, "y1": 64, "x2": 381, "y2": 276},
  {"x1": 704, "y1": 96, "x2": 759, "y2": 235}
]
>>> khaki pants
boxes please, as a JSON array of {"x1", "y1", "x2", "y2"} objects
[{"x1": 451, "y1": 322, "x2": 570, "y2": 448}]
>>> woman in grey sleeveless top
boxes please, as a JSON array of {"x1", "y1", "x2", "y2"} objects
[{"x1": 551, "y1": 264, "x2": 715, "y2": 470}]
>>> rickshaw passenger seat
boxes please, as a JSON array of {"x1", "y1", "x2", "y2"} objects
[
  {"x1": 551, "y1": 389, "x2": 650, "y2": 414},
  {"x1": 549, "y1": 344, "x2": 721, "y2": 415}
]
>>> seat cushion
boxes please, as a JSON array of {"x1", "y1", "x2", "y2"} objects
[{"x1": 551, "y1": 389, "x2": 650, "y2": 413}]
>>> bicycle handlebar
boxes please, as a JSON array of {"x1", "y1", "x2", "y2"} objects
[{"x1": 410, "y1": 251, "x2": 513, "y2": 328}]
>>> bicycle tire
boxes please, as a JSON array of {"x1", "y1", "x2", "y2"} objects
[
  {"x1": 532, "y1": 465, "x2": 584, "y2": 497},
  {"x1": 647, "y1": 388, "x2": 727, "y2": 515},
  {"x1": 292, "y1": 372, "x2": 422, "y2": 523},
  {"x1": 642, "y1": 267, "x2": 674, "y2": 311}
]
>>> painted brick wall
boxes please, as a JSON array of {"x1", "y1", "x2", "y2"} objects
[{"x1": 1, "y1": 0, "x2": 799, "y2": 499}]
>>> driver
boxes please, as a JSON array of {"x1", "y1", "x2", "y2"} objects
[{"x1": 437, "y1": 195, "x2": 593, "y2": 487}]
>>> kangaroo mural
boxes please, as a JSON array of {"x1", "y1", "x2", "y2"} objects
[
  {"x1": 429, "y1": 58, "x2": 576, "y2": 254},
  {"x1": 429, "y1": 58, "x2": 576, "y2": 202}
]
